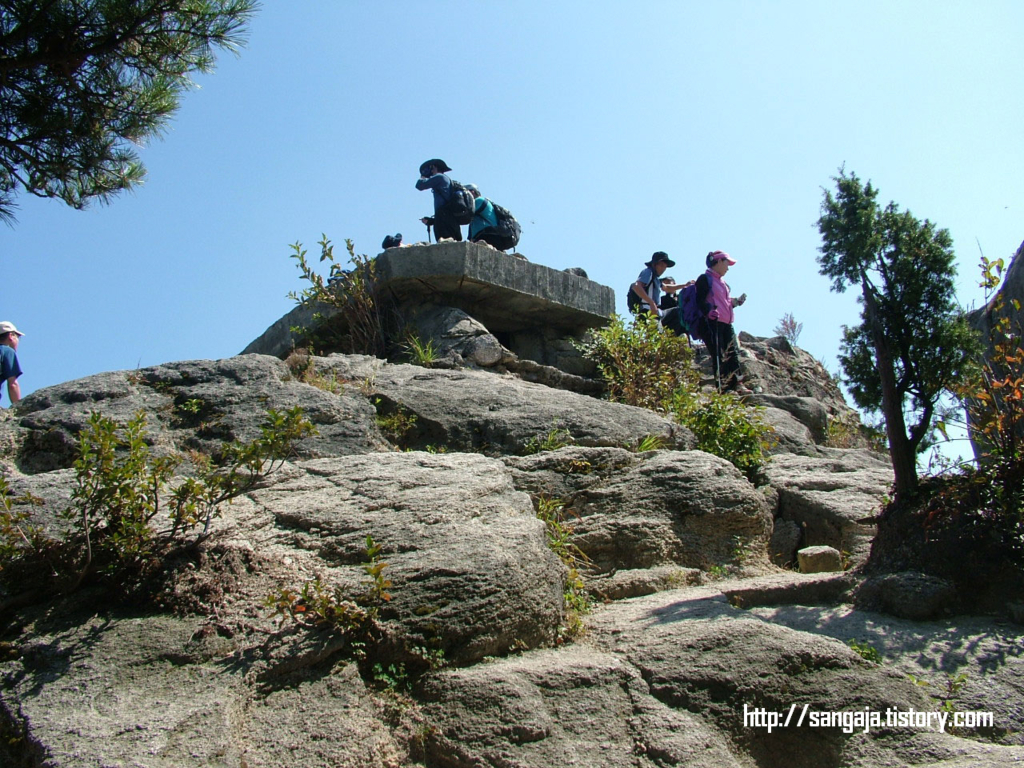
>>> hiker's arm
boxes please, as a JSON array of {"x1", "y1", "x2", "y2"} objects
[
  {"x1": 663, "y1": 279, "x2": 687, "y2": 294},
  {"x1": 6, "y1": 377, "x2": 20, "y2": 405},
  {"x1": 632, "y1": 281, "x2": 659, "y2": 313},
  {"x1": 416, "y1": 175, "x2": 444, "y2": 191}
]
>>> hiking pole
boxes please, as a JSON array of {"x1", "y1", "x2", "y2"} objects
[
  {"x1": 714, "y1": 318, "x2": 722, "y2": 394},
  {"x1": 426, "y1": 221, "x2": 433, "y2": 243}
]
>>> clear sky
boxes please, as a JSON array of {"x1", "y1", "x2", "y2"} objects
[{"x1": 3, "y1": 1, "x2": 1022, "y2": 422}]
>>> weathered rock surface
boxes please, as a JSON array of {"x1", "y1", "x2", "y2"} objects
[
  {"x1": 2, "y1": 355, "x2": 386, "y2": 474},
  {"x1": 418, "y1": 645, "x2": 744, "y2": 768},
  {"x1": 505, "y1": 447, "x2": 773, "y2": 574},
  {"x1": 4, "y1": 349, "x2": 1009, "y2": 768},
  {"x1": 404, "y1": 304, "x2": 515, "y2": 369},
  {"x1": 854, "y1": 570, "x2": 958, "y2": 621},
  {"x1": 751, "y1": 602, "x2": 1024, "y2": 748},
  {"x1": 246, "y1": 452, "x2": 565, "y2": 664},
  {"x1": 763, "y1": 449, "x2": 893, "y2": 565},
  {"x1": 310, "y1": 354, "x2": 694, "y2": 454}
]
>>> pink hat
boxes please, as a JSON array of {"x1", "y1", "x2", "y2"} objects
[{"x1": 706, "y1": 251, "x2": 736, "y2": 268}]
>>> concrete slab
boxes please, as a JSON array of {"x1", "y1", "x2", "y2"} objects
[
  {"x1": 376, "y1": 241, "x2": 614, "y2": 333},
  {"x1": 242, "y1": 241, "x2": 615, "y2": 358}
]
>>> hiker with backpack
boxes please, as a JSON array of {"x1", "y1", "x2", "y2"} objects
[
  {"x1": 628, "y1": 252, "x2": 684, "y2": 316},
  {"x1": 465, "y1": 184, "x2": 522, "y2": 252},
  {"x1": 416, "y1": 159, "x2": 472, "y2": 242},
  {"x1": 696, "y1": 250, "x2": 751, "y2": 395}
]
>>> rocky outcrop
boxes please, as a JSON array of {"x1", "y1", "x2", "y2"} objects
[
  {"x1": 2, "y1": 355, "x2": 388, "y2": 474},
  {"x1": 244, "y1": 241, "x2": 614, "y2": 374},
  {"x1": 763, "y1": 449, "x2": 893, "y2": 566},
  {"x1": 3, "y1": 351, "x2": 1017, "y2": 767},
  {"x1": 308, "y1": 354, "x2": 693, "y2": 454},
  {"x1": 505, "y1": 447, "x2": 773, "y2": 575}
]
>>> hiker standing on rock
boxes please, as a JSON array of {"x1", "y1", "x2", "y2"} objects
[
  {"x1": 0, "y1": 321, "x2": 25, "y2": 406},
  {"x1": 416, "y1": 159, "x2": 463, "y2": 242},
  {"x1": 630, "y1": 252, "x2": 683, "y2": 316},
  {"x1": 696, "y1": 251, "x2": 751, "y2": 395}
]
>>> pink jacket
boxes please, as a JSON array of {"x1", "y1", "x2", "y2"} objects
[{"x1": 706, "y1": 269, "x2": 735, "y2": 324}]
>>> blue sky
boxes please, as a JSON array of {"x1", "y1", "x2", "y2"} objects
[{"x1": 3, "y1": 1, "x2": 1022, "y2": 425}]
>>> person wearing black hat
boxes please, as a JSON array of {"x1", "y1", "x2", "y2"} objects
[
  {"x1": 631, "y1": 251, "x2": 682, "y2": 316},
  {"x1": 415, "y1": 159, "x2": 463, "y2": 242}
]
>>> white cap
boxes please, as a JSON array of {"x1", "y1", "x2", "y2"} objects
[{"x1": 0, "y1": 321, "x2": 23, "y2": 336}]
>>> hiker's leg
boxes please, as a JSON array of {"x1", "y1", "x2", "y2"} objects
[
  {"x1": 476, "y1": 229, "x2": 505, "y2": 249},
  {"x1": 703, "y1": 320, "x2": 724, "y2": 390},
  {"x1": 433, "y1": 211, "x2": 463, "y2": 242},
  {"x1": 719, "y1": 324, "x2": 742, "y2": 389}
]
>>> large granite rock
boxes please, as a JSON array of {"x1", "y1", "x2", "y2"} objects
[
  {"x1": 309, "y1": 354, "x2": 694, "y2": 454},
  {"x1": 4, "y1": 348, "x2": 1020, "y2": 767},
  {"x1": 2, "y1": 355, "x2": 386, "y2": 474},
  {"x1": 763, "y1": 450, "x2": 893, "y2": 565},
  {"x1": 246, "y1": 452, "x2": 565, "y2": 664},
  {"x1": 418, "y1": 646, "x2": 744, "y2": 768},
  {"x1": 504, "y1": 447, "x2": 774, "y2": 575}
]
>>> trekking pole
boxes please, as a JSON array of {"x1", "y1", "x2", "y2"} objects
[
  {"x1": 425, "y1": 222, "x2": 433, "y2": 243},
  {"x1": 714, "y1": 318, "x2": 722, "y2": 394}
]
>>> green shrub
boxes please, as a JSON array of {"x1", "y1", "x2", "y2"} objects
[
  {"x1": 848, "y1": 639, "x2": 882, "y2": 663},
  {"x1": 575, "y1": 312, "x2": 699, "y2": 411},
  {"x1": 288, "y1": 235, "x2": 391, "y2": 357},
  {"x1": 535, "y1": 496, "x2": 591, "y2": 641},
  {"x1": 373, "y1": 399, "x2": 418, "y2": 448},
  {"x1": 670, "y1": 390, "x2": 775, "y2": 481},
  {"x1": 1, "y1": 407, "x2": 316, "y2": 595}
]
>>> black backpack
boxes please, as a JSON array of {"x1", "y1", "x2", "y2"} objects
[
  {"x1": 488, "y1": 202, "x2": 521, "y2": 250},
  {"x1": 626, "y1": 275, "x2": 655, "y2": 313},
  {"x1": 443, "y1": 179, "x2": 476, "y2": 225}
]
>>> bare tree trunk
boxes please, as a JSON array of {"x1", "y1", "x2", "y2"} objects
[{"x1": 863, "y1": 281, "x2": 918, "y2": 499}]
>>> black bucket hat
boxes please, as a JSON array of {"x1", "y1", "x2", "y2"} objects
[
  {"x1": 646, "y1": 251, "x2": 675, "y2": 268},
  {"x1": 419, "y1": 159, "x2": 452, "y2": 176}
]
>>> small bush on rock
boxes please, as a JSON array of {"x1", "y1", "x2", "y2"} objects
[
  {"x1": 671, "y1": 390, "x2": 775, "y2": 481},
  {"x1": 288, "y1": 235, "x2": 393, "y2": 357},
  {"x1": 0, "y1": 407, "x2": 315, "y2": 598},
  {"x1": 575, "y1": 312, "x2": 699, "y2": 411},
  {"x1": 535, "y1": 496, "x2": 591, "y2": 641}
]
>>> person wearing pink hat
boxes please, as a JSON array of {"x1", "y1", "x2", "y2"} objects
[
  {"x1": 0, "y1": 321, "x2": 24, "y2": 406},
  {"x1": 695, "y1": 252, "x2": 750, "y2": 394}
]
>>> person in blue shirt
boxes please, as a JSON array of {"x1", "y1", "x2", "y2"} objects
[
  {"x1": 631, "y1": 252, "x2": 682, "y2": 316},
  {"x1": 0, "y1": 321, "x2": 24, "y2": 406},
  {"x1": 415, "y1": 159, "x2": 463, "y2": 242}
]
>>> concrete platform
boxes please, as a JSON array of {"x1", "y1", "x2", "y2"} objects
[
  {"x1": 243, "y1": 242, "x2": 615, "y2": 357},
  {"x1": 375, "y1": 241, "x2": 614, "y2": 333}
]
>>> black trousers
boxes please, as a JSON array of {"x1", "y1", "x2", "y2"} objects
[
  {"x1": 433, "y1": 209, "x2": 463, "y2": 242},
  {"x1": 702, "y1": 320, "x2": 741, "y2": 390}
]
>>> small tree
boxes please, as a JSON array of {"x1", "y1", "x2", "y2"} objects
[
  {"x1": 816, "y1": 170, "x2": 978, "y2": 500},
  {"x1": 574, "y1": 312, "x2": 698, "y2": 411},
  {"x1": 0, "y1": 0, "x2": 256, "y2": 223},
  {"x1": 773, "y1": 313, "x2": 803, "y2": 344}
]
